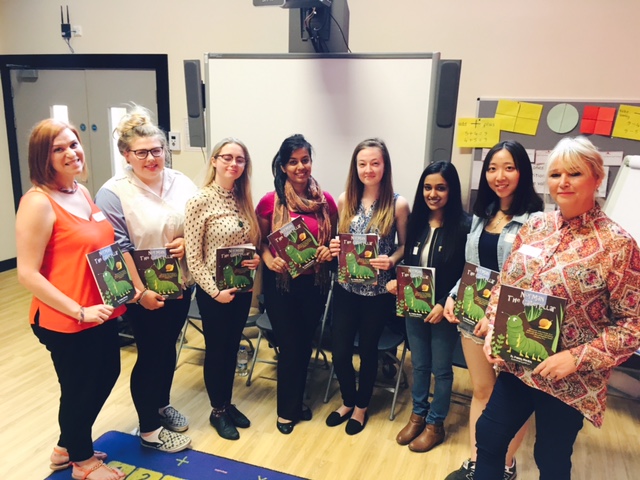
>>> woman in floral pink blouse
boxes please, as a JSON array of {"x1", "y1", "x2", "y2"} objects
[{"x1": 474, "y1": 137, "x2": 640, "y2": 480}]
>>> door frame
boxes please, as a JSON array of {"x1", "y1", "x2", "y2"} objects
[{"x1": 0, "y1": 54, "x2": 170, "y2": 211}]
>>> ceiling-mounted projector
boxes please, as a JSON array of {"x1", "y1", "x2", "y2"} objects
[{"x1": 253, "y1": 0, "x2": 332, "y2": 7}]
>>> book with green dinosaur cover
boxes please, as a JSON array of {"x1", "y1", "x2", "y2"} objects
[
  {"x1": 453, "y1": 262, "x2": 500, "y2": 336},
  {"x1": 337, "y1": 233, "x2": 379, "y2": 285},
  {"x1": 491, "y1": 285, "x2": 566, "y2": 368},
  {"x1": 267, "y1": 216, "x2": 319, "y2": 278},
  {"x1": 86, "y1": 243, "x2": 135, "y2": 307},
  {"x1": 395, "y1": 265, "x2": 436, "y2": 320},
  {"x1": 132, "y1": 248, "x2": 183, "y2": 300},
  {"x1": 215, "y1": 244, "x2": 256, "y2": 293}
]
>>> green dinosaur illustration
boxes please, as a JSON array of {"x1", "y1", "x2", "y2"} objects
[
  {"x1": 103, "y1": 270, "x2": 133, "y2": 297},
  {"x1": 284, "y1": 244, "x2": 316, "y2": 266},
  {"x1": 222, "y1": 264, "x2": 252, "y2": 289},
  {"x1": 144, "y1": 269, "x2": 180, "y2": 295},
  {"x1": 462, "y1": 285, "x2": 485, "y2": 322},
  {"x1": 505, "y1": 315, "x2": 549, "y2": 361},
  {"x1": 345, "y1": 252, "x2": 375, "y2": 279},
  {"x1": 403, "y1": 285, "x2": 432, "y2": 314}
]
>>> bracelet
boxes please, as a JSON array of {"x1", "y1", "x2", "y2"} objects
[
  {"x1": 137, "y1": 288, "x2": 148, "y2": 305},
  {"x1": 213, "y1": 290, "x2": 221, "y2": 299},
  {"x1": 78, "y1": 306, "x2": 85, "y2": 325}
]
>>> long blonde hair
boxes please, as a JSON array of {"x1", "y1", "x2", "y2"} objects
[
  {"x1": 338, "y1": 138, "x2": 395, "y2": 236},
  {"x1": 205, "y1": 138, "x2": 261, "y2": 247}
]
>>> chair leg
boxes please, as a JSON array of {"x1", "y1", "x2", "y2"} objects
[
  {"x1": 175, "y1": 319, "x2": 190, "y2": 370},
  {"x1": 323, "y1": 363, "x2": 336, "y2": 403},
  {"x1": 246, "y1": 330, "x2": 263, "y2": 387},
  {"x1": 389, "y1": 342, "x2": 408, "y2": 421}
]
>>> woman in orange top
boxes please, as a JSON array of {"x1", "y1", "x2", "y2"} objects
[{"x1": 16, "y1": 119, "x2": 126, "y2": 480}]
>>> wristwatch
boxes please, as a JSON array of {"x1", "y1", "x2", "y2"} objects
[{"x1": 449, "y1": 293, "x2": 457, "y2": 300}]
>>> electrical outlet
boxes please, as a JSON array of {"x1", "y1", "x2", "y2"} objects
[
  {"x1": 72, "y1": 25, "x2": 83, "y2": 37},
  {"x1": 169, "y1": 132, "x2": 181, "y2": 151}
]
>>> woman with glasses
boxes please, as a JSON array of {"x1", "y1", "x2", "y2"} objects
[
  {"x1": 96, "y1": 105, "x2": 197, "y2": 453},
  {"x1": 184, "y1": 138, "x2": 261, "y2": 441},
  {"x1": 256, "y1": 134, "x2": 338, "y2": 434}
]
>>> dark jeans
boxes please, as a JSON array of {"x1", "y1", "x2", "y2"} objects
[
  {"x1": 262, "y1": 268, "x2": 326, "y2": 421},
  {"x1": 127, "y1": 290, "x2": 192, "y2": 433},
  {"x1": 475, "y1": 372, "x2": 584, "y2": 480},
  {"x1": 331, "y1": 286, "x2": 394, "y2": 409},
  {"x1": 405, "y1": 315, "x2": 458, "y2": 423},
  {"x1": 32, "y1": 319, "x2": 120, "y2": 462},
  {"x1": 196, "y1": 286, "x2": 252, "y2": 409}
]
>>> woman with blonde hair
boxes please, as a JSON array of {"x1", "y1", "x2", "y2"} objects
[
  {"x1": 184, "y1": 138, "x2": 261, "y2": 440},
  {"x1": 325, "y1": 138, "x2": 410, "y2": 434},
  {"x1": 96, "y1": 106, "x2": 197, "y2": 453}
]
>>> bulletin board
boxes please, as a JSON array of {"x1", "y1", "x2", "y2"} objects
[{"x1": 468, "y1": 98, "x2": 640, "y2": 208}]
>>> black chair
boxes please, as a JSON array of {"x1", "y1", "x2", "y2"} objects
[{"x1": 323, "y1": 325, "x2": 409, "y2": 421}]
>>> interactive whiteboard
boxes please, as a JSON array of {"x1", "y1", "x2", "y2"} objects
[{"x1": 205, "y1": 53, "x2": 439, "y2": 204}]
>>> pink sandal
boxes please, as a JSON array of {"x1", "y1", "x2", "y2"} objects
[
  {"x1": 49, "y1": 446, "x2": 108, "y2": 471},
  {"x1": 70, "y1": 460, "x2": 124, "y2": 480}
]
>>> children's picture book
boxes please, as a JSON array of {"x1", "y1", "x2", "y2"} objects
[
  {"x1": 132, "y1": 248, "x2": 183, "y2": 300},
  {"x1": 337, "y1": 233, "x2": 379, "y2": 285},
  {"x1": 215, "y1": 244, "x2": 256, "y2": 292},
  {"x1": 396, "y1": 265, "x2": 436, "y2": 320},
  {"x1": 86, "y1": 243, "x2": 135, "y2": 307},
  {"x1": 491, "y1": 285, "x2": 566, "y2": 368},
  {"x1": 453, "y1": 262, "x2": 500, "y2": 336},
  {"x1": 267, "y1": 216, "x2": 319, "y2": 278}
]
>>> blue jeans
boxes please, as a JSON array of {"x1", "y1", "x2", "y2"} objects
[
  {"x1": 475, "y1": 372, "x2": 584, "y2": 480},
  {"x1": 405, "y1": 316, "x2": 458, "y2": 424}
]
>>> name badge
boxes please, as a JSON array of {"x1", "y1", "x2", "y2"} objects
[
  {"x1": 504, "y1": 233, "x2": 516, "y2": 243},
  {"x1": 517, "y1": 244, "x2": 542, "y2": 258},
  {"x1": 412, "y1": 246, "x2": 419, "y2": 255},
  {"x1": 92, "y1": 212, "x2": 106, "y2": 222}
]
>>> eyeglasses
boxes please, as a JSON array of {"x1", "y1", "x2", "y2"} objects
[
  {"x1": 215, "y1": 154, "x2": 247, "y2": 167},
  {"x1": 129, "y1": 147, "x2": 164, "y2": 160}
]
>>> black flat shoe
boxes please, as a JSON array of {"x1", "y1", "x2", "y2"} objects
[
  {"x1": 276, "y1": 419, "x2": 295, "y2": 435},
  {"x1": 326, "y1": 409, "x2": 353, "y2": 427},
  {"x1": 300, "y1": 404, "x2": 312, "y2": 422},
  {"x1": 345, "y1": 413, "x2": 368, "y2": 436},
  {"x1": 228, "y1": 404, "x2": 250, "y2": 429},
  {"x1": 210, "y1": 411, "x2": 240, "y2": 440}
]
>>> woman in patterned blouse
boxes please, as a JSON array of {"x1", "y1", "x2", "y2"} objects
[
  {"x1": 475, "y1": 137, "x2": 640, "y2": 480},
  {"x1": 184, "y1": 138, "x2": 261, "y2": 441},
  {"x1": 325, "y1": 138, "x2": 410, "y2": 435}
]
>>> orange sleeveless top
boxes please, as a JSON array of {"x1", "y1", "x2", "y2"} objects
[{"x1": 26, "y1": 190, "x2": 126, "y2": 333}]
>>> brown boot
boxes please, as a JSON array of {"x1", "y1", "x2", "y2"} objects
[
  {"x1": 396, "y1": 413, "x2": 425, "y2": 445},
  {"x1": 408, "y1": 422, "x2": 445, "y2": 452}
]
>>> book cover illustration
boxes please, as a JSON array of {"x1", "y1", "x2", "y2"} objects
[
  {"x1": 491, "y1": 285, "x2": 566, "y2": 368},
  {"x1": 453, "y1": 262, "x2": 499, "y2": 335},
  {"x1": 215, "y1": 244, "x2": 256, "y2": 293},
  {"x1": 267, "y1": 216, "x2": 319, "y2": 278},
  {"x1": 132, "y1": 248, "x2": 183, "y2": 300},
  {"x1": 396, "y1": 265, "x2": 436, "y2": 320},
  {"x1": 86, "y1": 243, "x2": 135, "y2": 307},
  {"x1": 337, "y1": 233, "x2": 379, "y2": 285}
]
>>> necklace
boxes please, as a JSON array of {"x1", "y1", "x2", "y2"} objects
[
  {"x1": 58, "y1": 180, "x2": 78, "y2": 194},
  {"x1": 488, "y1": 212, "x2": 510, "y2": 233}
]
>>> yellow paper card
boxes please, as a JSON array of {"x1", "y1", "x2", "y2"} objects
[
  {"x1": 514, "y1": 117, "x2": 539, "y2": 136},
  {"x1": 496, "y1": 100, "x2": 520, "y2": 117},
  {"x1": 457, "y1": 118, "x2": 501, "y2": 148},
  {"x1": 612, "y1": 104, "x2": 640, "y2": 141}
]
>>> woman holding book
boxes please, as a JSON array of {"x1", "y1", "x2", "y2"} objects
[
  {"x1": 474, "y1": 137, "x2": 640, "y2": 480},
  {"x1": 442, "y1": 140, "x2": 543, "y2": 480},
  {"x1": 326, "y1": 138, "x2": 410, "y2": 435},
  {"x1": 16, "y1": 119, "x2": 125, "y2": 480},
  {"x1": 95, "y1": 106, "x2": 197, "y2": 453},
  {"x1": 386, "y1": 161, "x2": 470, "y2": 451},
  {"x1": 256, "y1": 134, "x2": 338, "y2": 434},
  {"x1": 184, "y1": 138, "x2": 261, "y2": 441}
]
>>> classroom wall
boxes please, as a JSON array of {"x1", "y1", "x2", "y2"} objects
[{"x1": 1, "y1": 0, "x2": 639, "y2": 262}]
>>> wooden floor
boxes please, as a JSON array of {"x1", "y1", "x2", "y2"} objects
[{"x1": 1, "y1": 268, "x2": 638, "y2": 480}]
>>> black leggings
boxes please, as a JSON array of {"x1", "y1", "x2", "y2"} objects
[{"x1": 33, "y1": 319, "x2": 120, "y2": 462}]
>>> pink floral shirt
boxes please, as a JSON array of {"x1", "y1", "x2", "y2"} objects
[{"x1": 486, "y1": 205, "x2": 640, "y2": 427}]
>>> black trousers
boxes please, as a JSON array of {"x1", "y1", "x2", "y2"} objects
[
  {"x1": 262, "y1": 268, "x2": 326, "y2": 421},
  {"x1": 32, "y1": 319, "x2": 120, "y2": 462},
  {"x1": 196, "y1": 286, "x2": 252, "y2": 409},
  {"x1": 331, "y1": 286, "x2": 394, "y2": 408},
  {"x1": 127, "y1": 290, "x2": 192, "y2": 432}
]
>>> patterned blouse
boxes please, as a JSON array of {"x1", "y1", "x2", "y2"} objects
[
  {"x1": 485, "y1": 205, "x2": 640, "y2": 427},
  {"x1": 339, "y1": 194, "x2": 398, "y2": 297},
  {"x1": 184, "y1": 183, "x2": 254, "y2": 297}
]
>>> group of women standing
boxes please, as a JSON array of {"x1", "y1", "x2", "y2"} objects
[{"x1": 16, "y1": 104, "x2": 640, "y2": 480}]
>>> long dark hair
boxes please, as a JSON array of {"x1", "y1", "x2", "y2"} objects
[
  {"x1": 271, "y1": 134, "x2": 313, "y2": 207},
  {"x1": 405, "y1": 161, "x2": 468, "y2": 264},
  {"x1": 473, "y1": 140, "x2": 543, "y2": 218}
]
